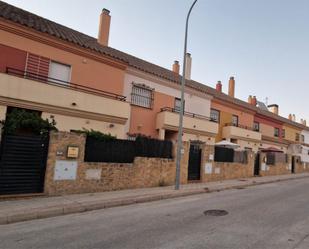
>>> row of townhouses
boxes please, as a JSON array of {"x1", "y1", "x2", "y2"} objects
[{"x1": 0, "y1": 1, "x2": 309, "y2": 195}]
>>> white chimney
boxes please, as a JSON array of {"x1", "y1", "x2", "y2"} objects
[
  {"x1": 185, "y1": 53, "x2": 192, "y2": 80},
  {"x1": 292, "y1": 114, "x2": 296, "y2": 122}
]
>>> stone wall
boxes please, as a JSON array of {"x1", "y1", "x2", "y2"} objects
[
  {"x1": 44, "y1": 132, "x2": 189, "y2": 196},
  {"x1": 199, "y1": 144, "x2": 255, "y2": 182},
  {"x1": 294, "y1": 156, "x2": 309, "y2": 174},
  {"x1": 259, "y1": 152, "x2": 291, "y2": 177}
]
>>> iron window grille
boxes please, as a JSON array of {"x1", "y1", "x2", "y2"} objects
[
  {"x1": 131, "y1": 83, "x2": 154, "y2": 109},
  {"x1": 274, "y1": 128, "x2": 280, "y2": 137},
  {"x1": 232, "y1": 115, "x2": 239, "y2": 127},
  {"x1": 253, "y1": 122, "x2": 260, "y2": 132},
  {"x1": 210, "y1": 109, "x2": 220, "y2": 123}
]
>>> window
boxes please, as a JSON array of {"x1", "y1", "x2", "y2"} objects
[
  {"x1": 282, "y1": 129, "x2": 285, "y2": 138},
  {"x1": 131, "y1": 84, "x2": 153, "y2": 108},
  {"x1": 300, "y1": 135, "x2": 305, "y2": 143},
  {"x1": 48, "y1": 61, "x2": 71, "y2": 84},
  {"x1": 174, "y1": 98, "x2": 185, "y2": 113},
  {"x1": 274, "y1": 128, "x2": 280, "y2": 137},
  {"x1": 232, "y1": 115, "x2": 239, "y2": 127},
  {"x1": 253, "y1": 122, "x2": 260, "y2": 132},
  {"x1": 296, "y1": 133, "x2": 300, "y2": 142},
  {"x1": 210, "y1": 109, "x2": 220, "y2": 123}
]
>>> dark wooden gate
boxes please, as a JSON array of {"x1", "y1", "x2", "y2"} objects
[
  {"x1": 0, "y1": 134, "x2": 49, "y2": 195},
  {"x1": 188, "y1": 144, "x2": 202, "y2": 181}
]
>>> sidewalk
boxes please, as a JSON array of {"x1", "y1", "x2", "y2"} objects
[{"x1": 1, "y1": 173, "x2": 309, "y2": 225}]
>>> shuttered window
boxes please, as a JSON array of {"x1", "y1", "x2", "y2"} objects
[
  {"x1": 48, "y1": 61, "x2": 71, "y2": 84},
  {"x1": 131, "y1": 85, "x2": 153, "y2": 108}
]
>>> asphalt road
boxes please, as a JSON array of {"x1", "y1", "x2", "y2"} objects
[{"x1": 1, "y1": 178, "x2": 309, "y2": 249}]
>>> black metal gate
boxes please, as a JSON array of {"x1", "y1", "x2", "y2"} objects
[
  {"x1": 254, "y1": 153, "x2": 260, "y2": 176},
  {"x1": 291, "y1": 156, "x2": 295, "y2": 174},
  {"x1": 188, "y1": 144, "x2": 202, "y2": 181},
  {"x1": 0, "y1": 134, "x2": 49, "y2": 195}
]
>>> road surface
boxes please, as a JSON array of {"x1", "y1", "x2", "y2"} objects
[{"x1": 1, "y1": 178, "x2": 309, "y2": 249}]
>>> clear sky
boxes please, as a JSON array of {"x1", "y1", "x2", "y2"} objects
[{"x1": 4, "y1": 0, "x2": 309, "y2": 121}]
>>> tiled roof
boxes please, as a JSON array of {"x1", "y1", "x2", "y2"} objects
[{"x1": 0, "y1": 0, "x2": 308, "y2": 131}]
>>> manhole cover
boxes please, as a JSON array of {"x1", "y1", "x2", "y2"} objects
[{"x1": 204, "y1": 210, "x2": 228, "y2": 216}]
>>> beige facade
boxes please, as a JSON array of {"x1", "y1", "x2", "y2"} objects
[
  {"x1": 0, "y1": 105, "x2": 6, "y2": 121},
  {"x1": 0, "y1": 73, "x2": 130, "y2": 138},
  {"x1": 41, "y1": 112, "x2": 126, "y2": 138},
  {"x1": 222, "y1": 126, "x2": 261, "y2": 142},
  {"x1": 156, "y1": 110, "x2": 218, "y2": 142}
]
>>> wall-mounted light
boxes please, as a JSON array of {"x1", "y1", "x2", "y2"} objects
[
  {"x1": 71, "y1": 102, "x2": 77, "y2": 106},
  {"x1": 109, "y1": 123, "x2": 115, "y2": 128}
]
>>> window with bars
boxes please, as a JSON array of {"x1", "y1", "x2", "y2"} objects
[
  {"x1": 174, "y1": 98, "x2": 185, "y2": 113},
  {"x1": 210, "y1": 109, "x2": 220, "y2": 123},
  {"x1": 274, "y1": 128, "x2": 280, "y2": 137},
  {"x1": 253, "y1": 122, "x2": 260, "y2": 132},
  {"x1": 131, "y1": 85, "x2": 153, "y2": 108},
  {"x1": 232, "y1": 115, "x2": 239, "y2": 127},
  {"x1": 296, "y1": 133, "x2": 300, "y2": 142},
  {"x1": 282, "y1": 129, "x2": 285, "y2": 138}
]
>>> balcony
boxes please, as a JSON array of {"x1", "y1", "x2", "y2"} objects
[
  {"x1": 156, "y1": 107, "x2": 218, "y2": 136},
  {"x1": 222, "y1": 123, "x2": 262, "y2": 141},
  {"x1": 0, "y1": 68, "x2": 130, "y2": 124}
]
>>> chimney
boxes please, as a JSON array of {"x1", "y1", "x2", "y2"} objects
[
  {"x1": 304, "y1": 120, "x2": 307, "y2": 126},
  {"x1": 228, "y1": 76, "x2": 235, "y2": 98},
  {"x1": 185, "y1": 53, "x2": 192, "y2": 80},
  {"x1": 252, "y1": 96, "x2": 257, "y2": 106},
  {"x1": 172, "y1": 60, "x2": 180, "y2": 74},
  {"x1": 288, "y1": 114, "x2": 293, "y2": 120},
  {"x1": 268, "y1": 104, "x2": 279, "y2": 115},
  {"x1": 292, "y1": 114, "x2": 296, "y2": 122},
  {"x1": 216, "y1": 81, "x2": 222, "y2": 92},
  {"x1": 300, "y1": 118, "x2": 304, "y2": 124},
  {"x1": 248, "y1": 95, "x2": 253, "y2": 104},
  {"x1": 98, "y1": 8, "x2": 111, "y2": 46}
]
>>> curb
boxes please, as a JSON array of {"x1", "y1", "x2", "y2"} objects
[{"x1": 0, "y1": 174, "x2": 308, "y2": 225}]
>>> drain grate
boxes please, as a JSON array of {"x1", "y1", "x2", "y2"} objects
[{"x1": 204, "y1": 209, "x2": 228, "y2": 216}]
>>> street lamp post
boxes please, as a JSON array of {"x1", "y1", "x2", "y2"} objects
[{"x1": 175, "y1": 0, "x2": 198, "y2": 190}]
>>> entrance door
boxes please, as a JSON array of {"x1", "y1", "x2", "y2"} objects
[
  {"x1": 0, "y1": 134, "x2": 49, "y2": 195},
  {"x1": 291, "y1": 156, "x2": 295, "y2": 174},
  {"x1": 188, "y1": 144, "x2": 202, "y2": 181},
  {"x1": 254, "y1": 153, "x2": 260, "y2": 176}
]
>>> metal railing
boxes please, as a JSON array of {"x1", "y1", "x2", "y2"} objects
[
  {"x1": 5, "y1": 67, "x2": 126, "y2": 101},
  {"x1": 160, "y1": 107, "x2": 214, "y2": 122},
  {"x1": 225, "y1": 122, "x2": 258, "y2": 132}
]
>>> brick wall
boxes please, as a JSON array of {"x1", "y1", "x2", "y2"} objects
[{"x1": 44, "y1": 132, "x2": 189, "y2": 195}]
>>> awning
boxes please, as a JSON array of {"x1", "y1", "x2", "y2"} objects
[{"x1": 215, "y1": 140, "x2": 240, "y2": 149}]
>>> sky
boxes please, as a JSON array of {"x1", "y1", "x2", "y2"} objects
[{"x1": 4, "y1": 0, "x2": 309, "y2": 121}]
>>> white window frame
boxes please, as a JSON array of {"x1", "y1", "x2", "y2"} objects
[{"x1": 48, "y1": 61, "x2": 71, "y2": 85}]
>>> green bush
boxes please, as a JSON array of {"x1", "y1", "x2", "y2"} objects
[
  {"x1": 73, "y1": 128, "x2": 116, "y2": 141},
  {"x1": 1, "y1": 109, "x2": 57, "y2": 135}
]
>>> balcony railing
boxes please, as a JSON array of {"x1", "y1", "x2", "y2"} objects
[
  {"x1": 160, "y1": 107, "x2": 215, "y2": 122},
  {"x1": 225, "y1": 123, "x2": 258, "y2": 132},
  {"x1": 5, "y1": 67, "x2": 126, "y2": 101}
]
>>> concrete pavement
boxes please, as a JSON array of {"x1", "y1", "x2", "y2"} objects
[
  {"x1": 1, "y1": 176, "x2": 309, "y2": 248},
  {"x1": 0, "y1": 173, "x2": 308, "y2": 225}
]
